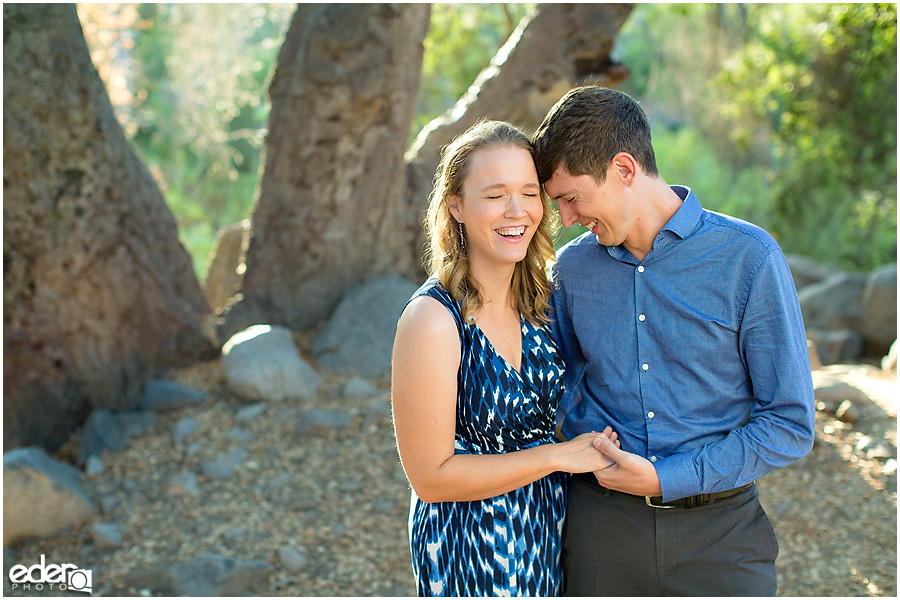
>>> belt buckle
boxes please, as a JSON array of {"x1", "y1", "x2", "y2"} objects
[{"x1": 645, "y1": 496, "x2": 676, "y2": 509}]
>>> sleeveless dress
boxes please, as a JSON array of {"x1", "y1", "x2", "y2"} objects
[{"x1": 404, "y1": 278, "x2": 568, "y2": 597}]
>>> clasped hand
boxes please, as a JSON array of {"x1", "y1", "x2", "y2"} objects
[{"x1": 590, "y1": 433, "x2": 663, "y2": 497}]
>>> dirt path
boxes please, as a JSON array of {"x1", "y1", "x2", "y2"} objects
[{"x1": 4, "y1": 351, "x2": 896, "y2": 596}]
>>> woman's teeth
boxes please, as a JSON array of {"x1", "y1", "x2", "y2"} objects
[
  {"x1": 496, "y1": 226, "x2": 526, "y2": 238},
  {"x1": 585, "y1": 219, "x2": 598, "y2": 231}
]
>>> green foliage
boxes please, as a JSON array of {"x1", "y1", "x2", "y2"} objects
[
  {"x1": 612, "y1": 3, "x2": 897, "y2": 271},
  {"x1": 412, "y1": 4, "x2": 533, "y2": 141}
]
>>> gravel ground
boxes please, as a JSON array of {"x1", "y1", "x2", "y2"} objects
[{"x1": 4, "y1": 337, "x2": 896, "y2": 597}]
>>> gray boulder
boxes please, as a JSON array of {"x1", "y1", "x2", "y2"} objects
[
  {"x1": 798, "y1": 272, "x2": 866, "y2": 331},
  {"x1": 859, "y1": 264, "x2": 897, "y2": 355},
  {"x1": 805, "y1": 329, "x2": 864, "y2": 365},
  {"x1": 171, "y1": 416, "x2": 201, "y2": 449},
  {"x1": 313, "y1": 275, "x2": 419, "y2": 378},
  {"x1": 222, "y1": 325, "x2": 320, "y2": 402},
  {"x1": 3, "y1": 447, "x2": 99, "y2": 547},
  {"x1": 124, "y1": 554, "x2": 274, "y2": 596},
  {"x1": 786, "y1": 254, "x2": 836, "y2": 290},
  {"x1": 140, "y1": 380, "x2": 208, "y2": 412},
  {"x1": 78, "y1": 409, "x2": 157, "y2": 465}
]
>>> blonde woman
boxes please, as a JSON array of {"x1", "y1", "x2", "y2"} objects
[{"x1": 391, "y1": 120, "x2": 618, "y2": 596}]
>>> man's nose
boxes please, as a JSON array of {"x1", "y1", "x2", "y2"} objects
[{"x1": 556, "y1": 201, "x2": 577, "y2": 228}]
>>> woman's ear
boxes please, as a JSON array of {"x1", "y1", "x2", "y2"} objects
[{"x1": 448, "y1": 195, "x2": 462, "y2": 223}]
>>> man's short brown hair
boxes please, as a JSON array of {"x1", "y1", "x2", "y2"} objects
[{"x1": 532, "y1": 86, "x2": 659, "y2": 184}]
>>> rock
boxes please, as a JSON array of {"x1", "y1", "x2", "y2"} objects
[
  {"x1": 78, "y1": 409, "x2": 157, "y2": 465},
  {"x1": 883, "y1": 458, "x2": 897, "y2": 475},
  {"x1": 807, "y1": 338, "x2": 823, "y2": 370},
  {"x1": 91, "y1": 522, "x2": 124, "y2": 550},
  {"x1": 773, "y1": 501, "x2": 794, "y2": 517},
  {"x1": 813, "y1": 376, "x2": 871, "y2": 411},
  {"x1": 169, "y1": 472, "x2": 200, "y2": 497},
  {"x1": 786, "y1": 254, "x2": 836, "y2": 290},
  {"x1": 858, "y1": 264, "x2": 897, "y2": 355},
  {"x1": 203, "y1": 220, "x2": 250, "y2": 314},
  {"x1": 278, "y1": 547, "x2": 308, "y2": 572},
  {"x1": 226, "y1": 427, "x2": 254, "y2": 442},
  {"x1": 3, "y1": 447, "x2": 99, "y2": 547},
  {"x1": 202, "y1": 448, "x2": 247, "y2": 480},
  {"x1": 171, "y1": 416, "x2": 200, "y2": 448},
  {"x1": 100, "y1": 495, "x2": 119, "y2": 514},
  {"x1": 805, "y1": 329, "x2": 864, "y2": 365},
  {"x1": 222, "y1": 325, "x2": 321, "y2": 402},
  {"x1": 85, "y1": 455, "x2": 104, "y2": 476},
  {"x1": 140, "y1": 379, "x2": 208, "y2": 413},
  {"x1": 882, "y1": 340, "x2": 898, "y2": 371},
  {"x1": 866, "y1": 445, "x2": 894, "y2": 461},
  {"x1": 835, "y1": 400, "x2": 860, "y2": 423},
  {"x1": 266, "y1": 472, "x2": 291, "y2": 492},
  {"x1": 124, "y1": 554, "x2": 274, "y2": 596},
  {"x1": 363, "y1": 400, "x2": 392, "y2": 429},
  {"x1": 343, "y1": 377, "x2": 379, "y2": 398},
  {"x1": 798, "y1": 272, "x2": 866, "y2": 331},
  {"x1": 223, "y1": 528, "x2": 246, "y2": 543},
  {"x1": 296, "y1": 410, "x2": 352, "y2": 437},
  {"x1": 235, "y1": 401, "x2": 268, "y2": 422},
  {"x1": 313, "y1": 275, "x2": 419, "y2": 378}
]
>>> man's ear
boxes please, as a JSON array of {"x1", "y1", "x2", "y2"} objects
[
  {"x1": 448, "y1": 195, "x2": 462, "y2": 222},
  {"x1": 612, "y1": 152, "x2": 638, "y2": 185}
]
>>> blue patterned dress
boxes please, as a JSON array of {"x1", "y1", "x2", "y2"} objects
[{"x1": 404, "y1": 279, "x2": 567, "y2": 597}]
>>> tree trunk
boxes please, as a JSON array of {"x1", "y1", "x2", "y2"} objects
[
  {"x1": 404, "y1": 3, "x2": 634, "y2": 277},
  {"x1": 3, "y1": 4, "x2": 215, "y2": 451},
  {"x1": 218, "y1": 4, "x2": 430, "y2": 339}
]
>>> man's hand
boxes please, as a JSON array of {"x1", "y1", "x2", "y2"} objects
[{"x1": 592, "y1": 434, "x2": 662, "y2": 497}]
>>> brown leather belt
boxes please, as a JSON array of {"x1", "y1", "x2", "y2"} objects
[{"x1": 574, "y1": 472, "x2": 755, "y2": 509}]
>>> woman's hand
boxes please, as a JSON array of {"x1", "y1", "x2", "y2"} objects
[{"x1": 553, "y1": 426, "x2": 621, "y2": 473}]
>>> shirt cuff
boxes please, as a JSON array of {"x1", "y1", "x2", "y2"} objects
[{"x1": 654, "y1": 452, "x2": 701, "y2": 502}]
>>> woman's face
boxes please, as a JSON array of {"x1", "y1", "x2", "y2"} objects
[{"x1": 449, "y1": 145, "x2": 543, "y2": 270}]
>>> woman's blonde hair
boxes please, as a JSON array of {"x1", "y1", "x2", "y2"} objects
[{"x1": 423, "y1": 120, "x2": 559, "y2": 325}]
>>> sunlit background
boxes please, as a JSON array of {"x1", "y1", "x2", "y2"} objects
[{"x1": 76, "y1": 3, "x2": 896, "y2": 279}]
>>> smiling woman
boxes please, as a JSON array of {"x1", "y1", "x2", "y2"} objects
[{"x1": 391, "y1": 120, "x2": 620, "y2": 596}]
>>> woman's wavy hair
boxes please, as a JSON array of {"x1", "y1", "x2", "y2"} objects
[{"x1": 423, "y1": 119, "x2": 559, "y2": 325}]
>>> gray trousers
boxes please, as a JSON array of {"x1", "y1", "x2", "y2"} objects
[{"x1": 563, "y1": 474, "x2": 778, "y2": 596}]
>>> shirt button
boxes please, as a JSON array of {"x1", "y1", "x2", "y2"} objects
[
  {"x1": 638, "y1": 314, "x2": 646, "y2": 322},
  {"x1": 637, "y1": 266, "x2": 645, "y2": 273},
  {"x1": 650, "y1": 456, "x2": 658, "y2": 463},
  {"x1": 648, "y1": 411, "x2": 655, "y2": 419},
  {"x1": 642, "y1": 363, "x2": 649, "y2": 371}
]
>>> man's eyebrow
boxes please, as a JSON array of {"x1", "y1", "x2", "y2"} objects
[{"x1": 549, "y1": 189, "x2": 573, "y2": 201}]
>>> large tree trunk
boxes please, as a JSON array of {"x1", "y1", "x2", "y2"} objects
[
  {"x1": 218, "y1": 4, "x2": 430, "y2": 339},
  {"x1": 404, "y1": 3, "x2": 633, "y2": 277},
  {"x1": 3, "y1": 4, "x2": 215, "y2": 451}
]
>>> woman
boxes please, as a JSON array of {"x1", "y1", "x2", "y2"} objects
[{"x1": 391, "y1": 120, "x2": 617, "y2": 596}]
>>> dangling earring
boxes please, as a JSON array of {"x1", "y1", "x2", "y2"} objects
[{"x1": 458, "y1": 222, "x2": 466, "y2": 251}]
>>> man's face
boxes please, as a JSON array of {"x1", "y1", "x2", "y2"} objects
[{"x1": 543, "y1": 165, "x2": 633, "y2": 248}]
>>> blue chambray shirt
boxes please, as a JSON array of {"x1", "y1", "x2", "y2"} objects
[{"x1": 550, "y1": 186, "x2": 816, "y2": 502}]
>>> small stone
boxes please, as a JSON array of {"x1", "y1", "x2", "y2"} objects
[
  {"x1": 882, "y1": 339, "x2": 898, "y2": 370},
  {"x1": 140, "y1": 379, "x2": 208, "y2": 412},
  {"x1": 843, "y1": 506, "x2": 855, "y2": 520},
  {"x1": 374, "y1": 499, "x2": 395, "y2": 513},
  {"x1": 100, "y1": 495, "x2": 119, "y2": 514},
  {"x1": 85, "y1": 455, "x2": 104, "y2": 476},
  {"x1": 223, "y1": 527, "x2": 246, "y2": 542},
  {"x1": 343, "y1": 377, "x2": 379, "y2": 398},
  {"x1": 186, "y1": 442, "x2": 202, "y2": 454},
  {"x1": 773, "y1": 501, "x2": 794, "y2": 517},
  {"x1": 866, "y1": 445, "x2": 893, "y2": 461},
  {"x1": 278, "y1": 547, "x2": 308, "y2": 572},
  {"x1": 855, "y1": 435, "x2": 874, "y2": 452},
  {"x1": 226, "y1": 427, "x2": 255, "y2": 442},
  {"x1": 202, "y1": 448, "x2": 247, "y2": 479},
  {"x1": 236, "y1": 401, "x2": 268, "y2": 422},
  {"x1": 363, "y1": 400, "x2": 391, "y2": 429},
  {"x1": 266, "y1": 472, "x2": 291, "y2": 492},
  {"x1": 169, "y1": 472, "x2": 200, "y2": 497},
  {"x1": 91, "y1": 522, "x2": 124, "y2": 550},
  {"x1": 835, "y1": 400, "x2": 860, "y2": 423},
  {"x1": 172, "y1": 417, "x2": 200, "y2": 448},
  {"x1": 882, "y1": 458, "x2": 897, "y2": 475},
  {"x1": 296, "y1": 409, "x2": 352, "y2": 437}
]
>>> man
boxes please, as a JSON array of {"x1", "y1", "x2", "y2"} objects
[{"x1": 532, "y1": 86, "x2": 815, "y2": 596}]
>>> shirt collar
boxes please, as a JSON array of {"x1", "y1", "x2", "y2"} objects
[{"x1": 661, "y1": 185, "x2": 702, "y2": 240}]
